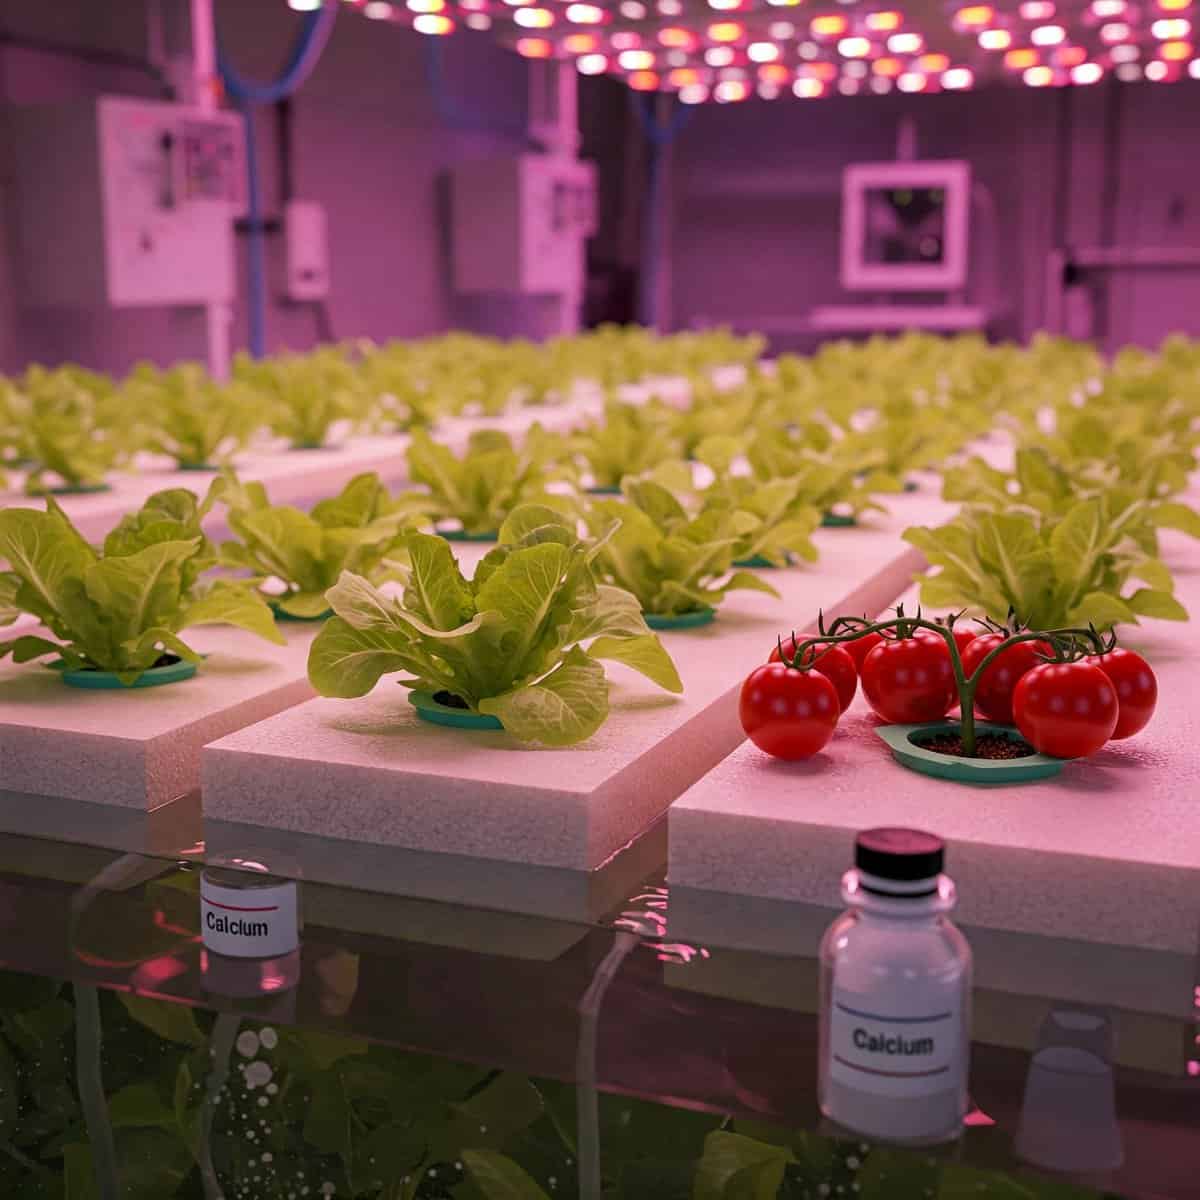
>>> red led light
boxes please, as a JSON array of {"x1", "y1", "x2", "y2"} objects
[
  {"x1": 758, "y1": 61, "x2": 791, "y2": 82},
  {"x1": 956, "y1": 4, "x2": 994, "y2": 27},
  {"x1": 1161, "y1": 37, "x2": 1193, "y2": 55},
  {"x1": 1005, "y1": 46, "x2": 1040, "y2": 66},
  {"x1": 628, "y1": 69, "x2": 660, "y2": 89},
  {"x1": 809, "y1": 60, "x2": 839, "y2": 79},
  {"x1": 872, "y1": 55, "x2": 903, "y2": 74},
  {"x1": 1159, "y1": 0, "x2": 1191, "y2": 9},
  {"x1": 515, "y1": 36, "x2": 553, "y2": 56},
  {"x1": 668, "y1": 66, "x2": 701, "y2": 84},
  {"x1": 918, "y1": 52, "x2": 950, "y2": 70},
  {"x1": 563, "y1": 32, "x2": 598, "y2": 52},
  {"x1": 658, "y1": 26, "x2": 697, "y2": 47}
]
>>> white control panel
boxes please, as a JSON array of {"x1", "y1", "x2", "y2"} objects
[
  {"x1": 451, "y1": 154, "x2": 597, "y2": 295},
  {"x1": 284, "y1": 200, "x2": 331, "y2": 301},
  {"x1": 9, "y1": 95, "x2": 243, "y2": 309}
]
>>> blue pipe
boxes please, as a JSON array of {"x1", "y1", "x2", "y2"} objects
[{"x1": 216, "y1": 3, "x2": 338, "y2": 357}]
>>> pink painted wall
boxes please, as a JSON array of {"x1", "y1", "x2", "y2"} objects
[{"x1": 665, "y1": 82, "x2": 1200, "y2": 351}]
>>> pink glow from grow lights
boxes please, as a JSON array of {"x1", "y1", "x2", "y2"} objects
[
  {"x1": 363, "y1": 1, "x2": 393, "y2": 17},
  {"x1": 610, "y1": 30, "x2": 642, "y2": 47},
  {"x1": 1071, "y1": 59, "x2": 1104, "y2": 80},
  {"x1": 1090, "y1": 0, "x2": 1127, "y2": 14},
  {"x1": 618, "y1": 0, "x2": 646, "y2": 15},
  {"x1": 679, "y1": 82, "x2": 711, "y2": 101},
  {"x1": 465, "y1": 12, "x2": 492, "y2": 27},
  {"x1": 1110, "y1": 40, "x2": 1140, "y2": 57},
  {"x1": 1100, "y1": 21, "x2": 1132, "y2": 40},
  {"x1": 657, "y1": 0, "x2": 683, "y2": 12},
  {"x1": 705, "y1": 44, "x2": 736, "y2": 62},
  {"x1": 979, "y1": 28, "x2": 1013, "y2": 47},
  {"x1": 1056, "y1": 44, "x2": 1087, "y2": 64},
  {"x1": 1019, "y1": 0, "x2": 1055, "y2": 17}
]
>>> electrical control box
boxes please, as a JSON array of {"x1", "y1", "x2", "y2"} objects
[
  {"x1": 451, "y1": 155, "x2": 597, "y2": 295},
  {"x1": 284, "y1": 200, "x2": 331, "y2": 301},
  {"x1": 8, "y1": 95, "x2": 243, "y2": 309}
]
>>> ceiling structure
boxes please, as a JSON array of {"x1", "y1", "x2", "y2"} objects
[{"x1": 304, "y1": 0, "x2": 1200, "y2": 102}]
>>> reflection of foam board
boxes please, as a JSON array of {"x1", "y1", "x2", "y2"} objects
[
  {"x1": 666, "y1": 885, "x2": 1195, "y2": 1023},
  {"x1": 661, "y1": 951, "x2": 1186, "y2": 1077},
  {"x1": 670, "y1": 529, "x2": 1200, "y2": 956},
  {"x1": 0, "y1": 625, "x2": 318, "y2": 812},
  {"x1": 205, "y1": 811, "x2": 666, "y2": 923},
  {"x1": 203, "y1": 495, "x2": 951, "y2": 903}
]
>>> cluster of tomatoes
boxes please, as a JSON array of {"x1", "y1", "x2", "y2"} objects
[{"x1": 738, "y1": 621, "x2": 1158, "y2": 762}]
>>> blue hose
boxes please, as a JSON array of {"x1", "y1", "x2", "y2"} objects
[
  {"x1": 635, "y1": 95, "x2": 693, "y2": 329},
  {"x1": 216, "y1": 3, "x2": 338, "y2": 357}
]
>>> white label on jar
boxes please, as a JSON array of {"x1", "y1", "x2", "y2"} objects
[
  {"x1": 200, "y1": 877, "x2": 298, "y2": 960},
  {"x1": 829, "y1": 986, "x2": 962, "y2": 1098}
]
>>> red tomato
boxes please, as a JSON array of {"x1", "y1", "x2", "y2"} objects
[
  {"x1": 936, "y1": 624, "x2": 978, "y2": 658},
  {"x1": 740, "y1": 662, "x2": 840, "y2": 760},
  {"x1": 860, "y1": 635, "x2": 955, "y2": 724},
  {"x1": 960, "y1": 634, "x2": 1052, "y2": 725},
  {"x1": 1012, "y1": 662, "x2": 1119, "y2": 758},
  {"x1": 844, "y1": 630, "x2": 883, "y2": 671},
  {"x1": 1085, "y1": 648, "x2": 1157, "y2": 739},
  {"x1": 769, "y1": 637, "x2": 858, "y2": 713}
]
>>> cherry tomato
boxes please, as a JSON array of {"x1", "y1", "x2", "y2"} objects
[
  {"x1": 740, "y1": 662, "x2": 840, "y2": 760},
  {"x1": 860, "y1": 635, "x2": 955, "y2": 724},
  {"x1": 1085, "y1": 648, "x2": 1157, "y2": 739},
  {"x1": 844, "y1": 630, "x2": 883, "y2": 671},
  {"x1": 1012, "y1": 662, "x2": 1119, "y2": 758},
  {"x1": 935, "y1": 623, "x2": 978, "y2": 658},
  {"x1": 769, "y1": 637, "x2": 858, "y2": 713},
  {"x1": 960, "y1": 634, "x2": 1052, "y2": 725}
]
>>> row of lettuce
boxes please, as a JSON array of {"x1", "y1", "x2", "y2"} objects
[
  {"x1": 0, "y1": 327, "x2": 762, "y2": 493},
  {"x1": 2, "y1": 331, "x2": 1199, "y2": 748}
]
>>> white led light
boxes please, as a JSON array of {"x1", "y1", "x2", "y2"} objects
[
  {"x1": 793, "y1": 76, "x2": 824, "y2": 95},
  {"x1": 896, "y1": 70, "x2": 926, "y2": 90},
  {"x1": 1031, "y1": 23, "x2": 1065, "y2": 43},
  {"x1": 658, "y1": 0, "x2": 683, "y2": 12},
  {"x1": 1145, "y1": 58, "x2": 1169, "y2": 76},
  {"x1": 513, "y1": 7, "x2": 553, "y2": 26},
  {"x1": 942, "y1": 65, "x2": 974, "y2": 87},
  {"x1": 363, "y1": 1, "x2": 393, "y2": 17},
  {"x1": 1018, "y1": 0, "x2": 1054, "y2": 16},
  {"x1": 838, "y1": 76, "x2": 861, "y2": 92},
  {"x1": 413, "y1": 12, "x2": 453, "y2": 32},
  {"x1": 288, "y1": 0, "x2": 322, "y2": 11},
  {"x1": 1152, "y1": 16, "x2": 1191, "y2": 35},
  {"x1": 1190, "y1": 56, "x2": 1200, "y2": 76},
  {"x1": 679, "y1": 83, "x2": 710, "y2": 102},
  {"x1": 1090, "y1": 0, "x2": 1126, "y2": 15},
  {"x1": 769, "y1": 20, "x2": 796, "y2": 36},
  {"x1": 1071, "y1": 60, "x2": 1103, "y2": 81},
  {"x1": 565, "y1": 3, "x2": 604, "y2": 22},
  {"x1": 618, "y1": 48, "x2": 655, "y2": 68},
  {"x1": 1101, "y1": 21, "x2": 1132, "y2": 40},
  {"x1": 577, "y1": 52, "x2": 608, "y2": 73},
  {"x1": 705, "y1": 45, "x2": 736, "y2": 64},
  {"x1": 888, "y1": 31, "x2": 923, "y2": 52},
  {"x1": 619, "y1": 0, "x2": 647, "y2": 15},
  {"x1": 838, "y1": 35, "x2": 871, "y2": 56},
  {"x1": 465, "y1": 11, "x2": 491, "y2": 26},
  {"x1": 1110, "y1": 41, "x2": 1139, "y2": 58},
  {"x1": 748, "y1": 40, "x2": 781, "y2": 60}
]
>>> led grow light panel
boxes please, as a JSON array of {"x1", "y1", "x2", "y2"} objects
[
  {"x1": 201, "y1": 491, "x2": 953, "y2": 897},
  {"x1": 338, "y1": 0, "x2": 1200, "y2": 97},
  {"x1": 0, "y1": 625, "x2": 319, "y2": 813},
  {"x1": 668, "y1": 530, "x2": 1200, "y2": 956}
]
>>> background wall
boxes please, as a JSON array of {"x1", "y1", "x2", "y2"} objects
[
  {"x1": 1, "y1": 0, "x2": 1198, "y2": 373},
  {"x1": 665, "y1": 81, "x2": 1200, "y2": 351}
]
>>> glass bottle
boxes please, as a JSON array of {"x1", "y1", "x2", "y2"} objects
[{"x1": 819, "y1": 827, "x2": 971, "y2": 1145}]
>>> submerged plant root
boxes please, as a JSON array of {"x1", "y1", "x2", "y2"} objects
[{"x1": 916, "y1": 732, "x2": 1036, "y2": 760}]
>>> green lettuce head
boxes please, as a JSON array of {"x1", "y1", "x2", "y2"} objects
[{"x1": 307, "y1": 504, "x2": 683, "y2": 746}]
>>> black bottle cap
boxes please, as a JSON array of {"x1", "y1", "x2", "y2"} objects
[{"x1": 855, "y1": 827, "x2": 945, "y2": 882}]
